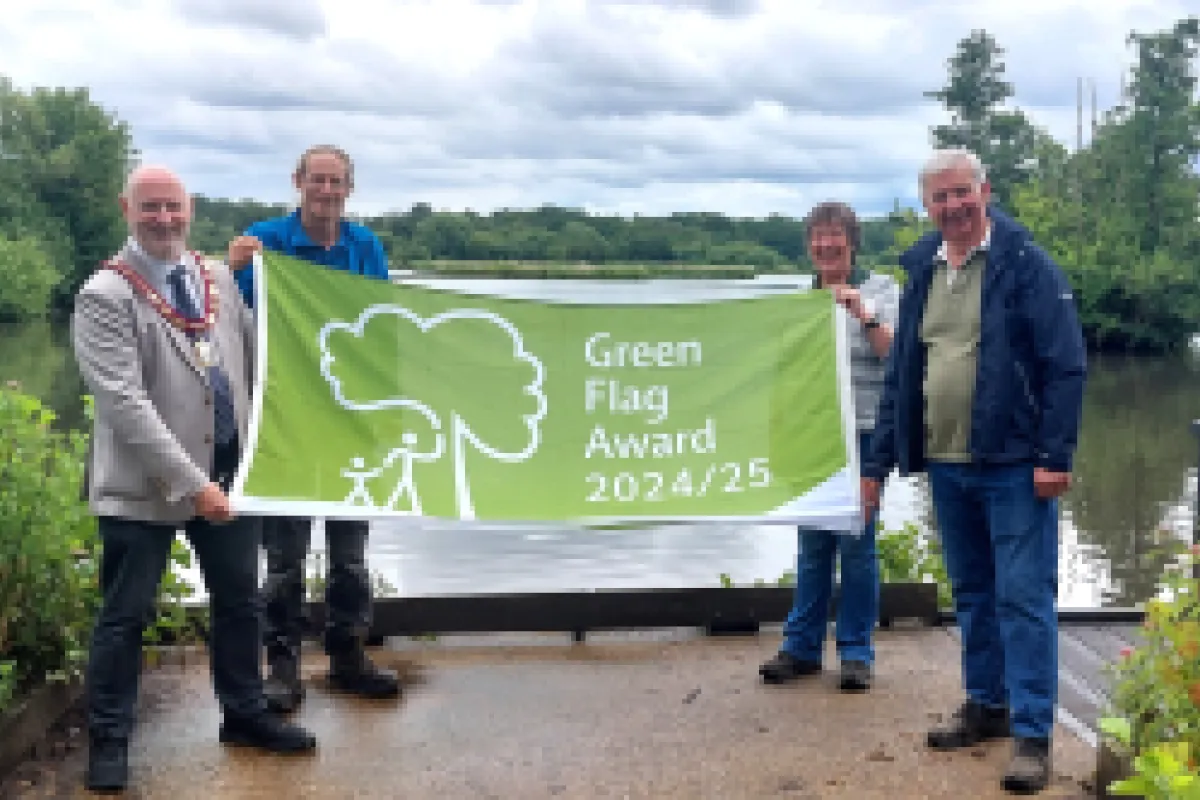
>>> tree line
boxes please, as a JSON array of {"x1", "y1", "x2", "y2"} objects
[{"x1": 0, "y1": 16, "x2": 1196, "y2": 353}]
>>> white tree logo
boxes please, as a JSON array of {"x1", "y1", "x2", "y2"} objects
[{"x1": 319, "y1": 305, "x2": 547, "y2": 519}]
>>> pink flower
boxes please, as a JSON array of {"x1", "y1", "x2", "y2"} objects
[{"x1": 1120, "y1": 647, "x2": 1133, "y2": 658}]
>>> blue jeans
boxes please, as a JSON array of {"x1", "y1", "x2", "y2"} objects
[
  {"x1": 781, "y1": 432, "x2": 879, "y2": 666},
  {"x1": 926, "y1": 461, "x2": 1058, "y2": 741}
]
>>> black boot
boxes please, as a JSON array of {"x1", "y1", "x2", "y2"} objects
[
  {"x1": 219, "y1": 712, "x2": 317, "y2": 753},
  {"x1": 327, "y1": 648, "x2": 401, "y2": 699},
  {"x1": 759, "y1": 651, "x2": 822, "y2": 684},
  {"x1": 1002, "y1": 737, "x2": 1052, "y2": 794},
  {"x1": 85, "y1": 735, "x2": 129, "y2": 794},
  {"x1": 927, "y1": 700, "x2": 1011, "y2": 750},
  {"x1": 264, "y1": 653, "x2": 304, "y2": 714}
]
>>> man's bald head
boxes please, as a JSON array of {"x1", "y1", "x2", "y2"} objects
[
  {"x1": 122, "y1": 165, "x2": 186, "y2": 199},
  {"x1": 119, "y1": 164, "x2": 192, "y2": 262}
]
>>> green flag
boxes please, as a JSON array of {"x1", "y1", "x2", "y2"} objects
[{"x1": 231, "y1": 252, "x2": 861, "y2": 528}]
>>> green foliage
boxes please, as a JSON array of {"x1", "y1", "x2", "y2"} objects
[
  {"x1": 1100, "y1": 548, "x2": 1200, "y2": 796},
  {"x1": 304, "y1": 550, "x2": 399, "y2": 601},
  {"x1": 0, "y1": 386, "x2": 200, "y2": 713},
  {"x1": 1011, "y1": 179, "x2": 1200, "y2": 353},
  {"x1": 183, "y1": 197, "x2": 909, "y2": 277},
  {"x1": 1102, "y1": 715, "x2": 1200, "y2": 799},
  {"x1": 0, "y1": 660, "x2": 15, "y2": 713},
  {"x1": 0, "y1": 386, "x2": 101, "y2": 703},
  {"x1": 142, "y1": 537, "x2": 200, "y2": 655},
  {"x1": 875, "y1": 523, "x2": 953, "y2": 609},
  {"x1": 0, "y1": 77, "x2": 135, "y2": 308},
  {"x1": 1061, "y1": 353, "x2": 1196, "y2": 605},
  {"x1": 924, "y1": 30, "x2": 1054, "y2": 208},
  {"x1": 717, "y1": 523, "x2": 953, "y2": 609},
  {"x1": 0, "y1": 235, "x2": 61, "y2": 320}
]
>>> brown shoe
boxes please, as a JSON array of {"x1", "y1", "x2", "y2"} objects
[
  {"x1": 1001, "y1": 737, "x2": 1051, "y2": 794},
  {"x1": 927, "y1": 701, "x2": 1011, "y2": 750}
]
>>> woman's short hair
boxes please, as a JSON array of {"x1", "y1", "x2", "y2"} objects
[{"x1": 804, "y1": 201, "x2": 860, "y2": 252}]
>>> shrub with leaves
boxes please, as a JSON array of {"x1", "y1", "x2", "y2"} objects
[
  {"x1": 0, "y1": 386, "x2": 101, "y2": 706},
  {"x1": 876, "y1": 523, "x2": 953, "y2": 608},
  {"x1": 0, "y1": 385, "x2": 201, "y2": 713},
  {"x1": 1100, "y1": 547, "x2": 1200, "y2": 796}
]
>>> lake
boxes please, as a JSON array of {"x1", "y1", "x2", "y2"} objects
[{"x1": 3, "y1": 318, "x2": 1197, "y2": 608}]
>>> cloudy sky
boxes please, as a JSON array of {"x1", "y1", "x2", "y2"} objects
[{"x1": 2, "y1": 0, "x2": 1193, "y2": 218}]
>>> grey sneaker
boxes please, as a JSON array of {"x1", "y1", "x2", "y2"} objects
[
  {"x1": 838, "y1": 660, "x2": 871, "y2": 693},
  {"x1": 927, "y1": 701, "x2": 1011, "y2": 750},
  {"x1": 759, "y1": 651, "x2": 822, "y2": 684},
  {"x1": 1001, "y1": 737, "x2": 1051, "y2": 795}
]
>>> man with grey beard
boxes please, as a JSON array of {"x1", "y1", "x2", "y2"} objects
[{"x1": 72, "y1": 165, "x2": 317, "y2": 793}]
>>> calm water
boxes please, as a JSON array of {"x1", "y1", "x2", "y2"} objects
[{"x1": 3, "y1": 319, "x2": 1197, "y2": 608}]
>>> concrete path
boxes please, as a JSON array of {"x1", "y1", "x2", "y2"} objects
[{"x1": 5, "y1": 627, "x2": 1097, "y2": 798}]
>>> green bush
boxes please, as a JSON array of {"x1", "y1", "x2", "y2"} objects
[
  {"x1": 876, "y1": 523, "x2": 953, "y2": 609},
  {"x1": 0, "y1": 386, "x2": 101, "y2": 705},
  {"x1": 717, "y1": 523, "x2": 953, "y2": 608},
  {"x1": 0, "y1": 386, "x2": 200, "y2": 713},
  {"x1": 1100, "y1": 548, "x2": 1200, "y2": 797},
  {"x1": 0, "y1": 236, "x2": 62, "y2": 320}
]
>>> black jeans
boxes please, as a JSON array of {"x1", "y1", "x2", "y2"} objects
[
  {"x1": 86, "y1": 441, "x2": 266, "y2": 740},
  {"x1": 262, "y1": 517, "x2": 371, "y2": 662}
]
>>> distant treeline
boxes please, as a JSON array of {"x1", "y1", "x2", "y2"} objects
[{"x1": 187, "y1": 196, "x2": 911, "y2": 273}]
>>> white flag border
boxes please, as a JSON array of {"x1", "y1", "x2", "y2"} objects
[{"x1": 229, "y1": 265, "x2": 862, "y2": 531}]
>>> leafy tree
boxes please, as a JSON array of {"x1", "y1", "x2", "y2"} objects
[
  {"x1": 0, "y1": 236, "x2": 60, "y2": 320},
  {"x1": 0, "y1": 77, "x2": 135, "y2": 308},
  {"x1": 925, "y1": 30, "x2": 1046, "y2": 207},
  {"x1": 1009, "y1": 16, "x2": 1200, "y2": 353},
  {"x1": 1115, "y1": 16, "x2": 1200, "y2": 255}
]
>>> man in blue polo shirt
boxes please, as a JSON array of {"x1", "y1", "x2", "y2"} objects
[{"x1": 227, "y1": 144, "x2": 399, "y2": 713}]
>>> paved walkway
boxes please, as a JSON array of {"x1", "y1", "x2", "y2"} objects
[{"x1": 6, "y1": 627, "x2": 1097, "y2": 799}]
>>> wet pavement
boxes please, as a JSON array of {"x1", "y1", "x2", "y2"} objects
[{"x1": 6, "y1": 627, "x2": 1096, "y2": 799}]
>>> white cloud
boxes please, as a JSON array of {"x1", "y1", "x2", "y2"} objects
[{"x1": 1, "y1": 0, "x2": 1193, "y2": 217}]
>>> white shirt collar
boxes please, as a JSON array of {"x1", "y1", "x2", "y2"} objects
[
  {"x1": 936, "y1": 221, "x2": 992, "y2": 266},
  {"x1": 128, "y1": 236, "x2": 185, "y2": 271}
]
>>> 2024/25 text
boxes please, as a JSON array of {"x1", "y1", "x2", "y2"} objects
[{"x1": 585, "y1": 459, "x2": 772, "y2": 504}]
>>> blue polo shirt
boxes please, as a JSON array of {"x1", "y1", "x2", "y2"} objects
[{"x1": 234, "y1": 210, "x2": 390, "y2": 308}]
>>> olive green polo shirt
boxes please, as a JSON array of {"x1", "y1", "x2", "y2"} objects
[{"x1": 920, "y1": 229, "x2": 991, "y2": 462}]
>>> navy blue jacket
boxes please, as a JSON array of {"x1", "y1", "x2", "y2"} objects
[{"x1": 862, "y1": 208, "x2": 1087, "y2": 480}]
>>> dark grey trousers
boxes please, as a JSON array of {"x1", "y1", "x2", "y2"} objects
[
  {"x1": 261, "y1": 517, "x2": 372, "y2": 662},
  {"x1": 86, "y1": 445, "x2": 266, "y2": 740}
]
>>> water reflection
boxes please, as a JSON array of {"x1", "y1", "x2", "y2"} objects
[
  {"x1": 3, "y1": 321, "x2": 1196, "y2": 608},
  {"x1": 1061, "y1": 354, "x2": 1200, "y2": 606}
]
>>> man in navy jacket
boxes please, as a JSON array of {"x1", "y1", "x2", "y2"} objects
[{"x1": 862, "y1": 148, "x2": 1086, "y2": 795}]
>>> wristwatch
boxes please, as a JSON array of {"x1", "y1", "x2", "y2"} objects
[{"x1": 860, "y1": 298, "x2": 880, "y2": 330}]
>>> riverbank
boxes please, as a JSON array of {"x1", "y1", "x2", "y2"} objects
[{"x1": 3, "y1": 628, "x2": 1097, "y2": 798}]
